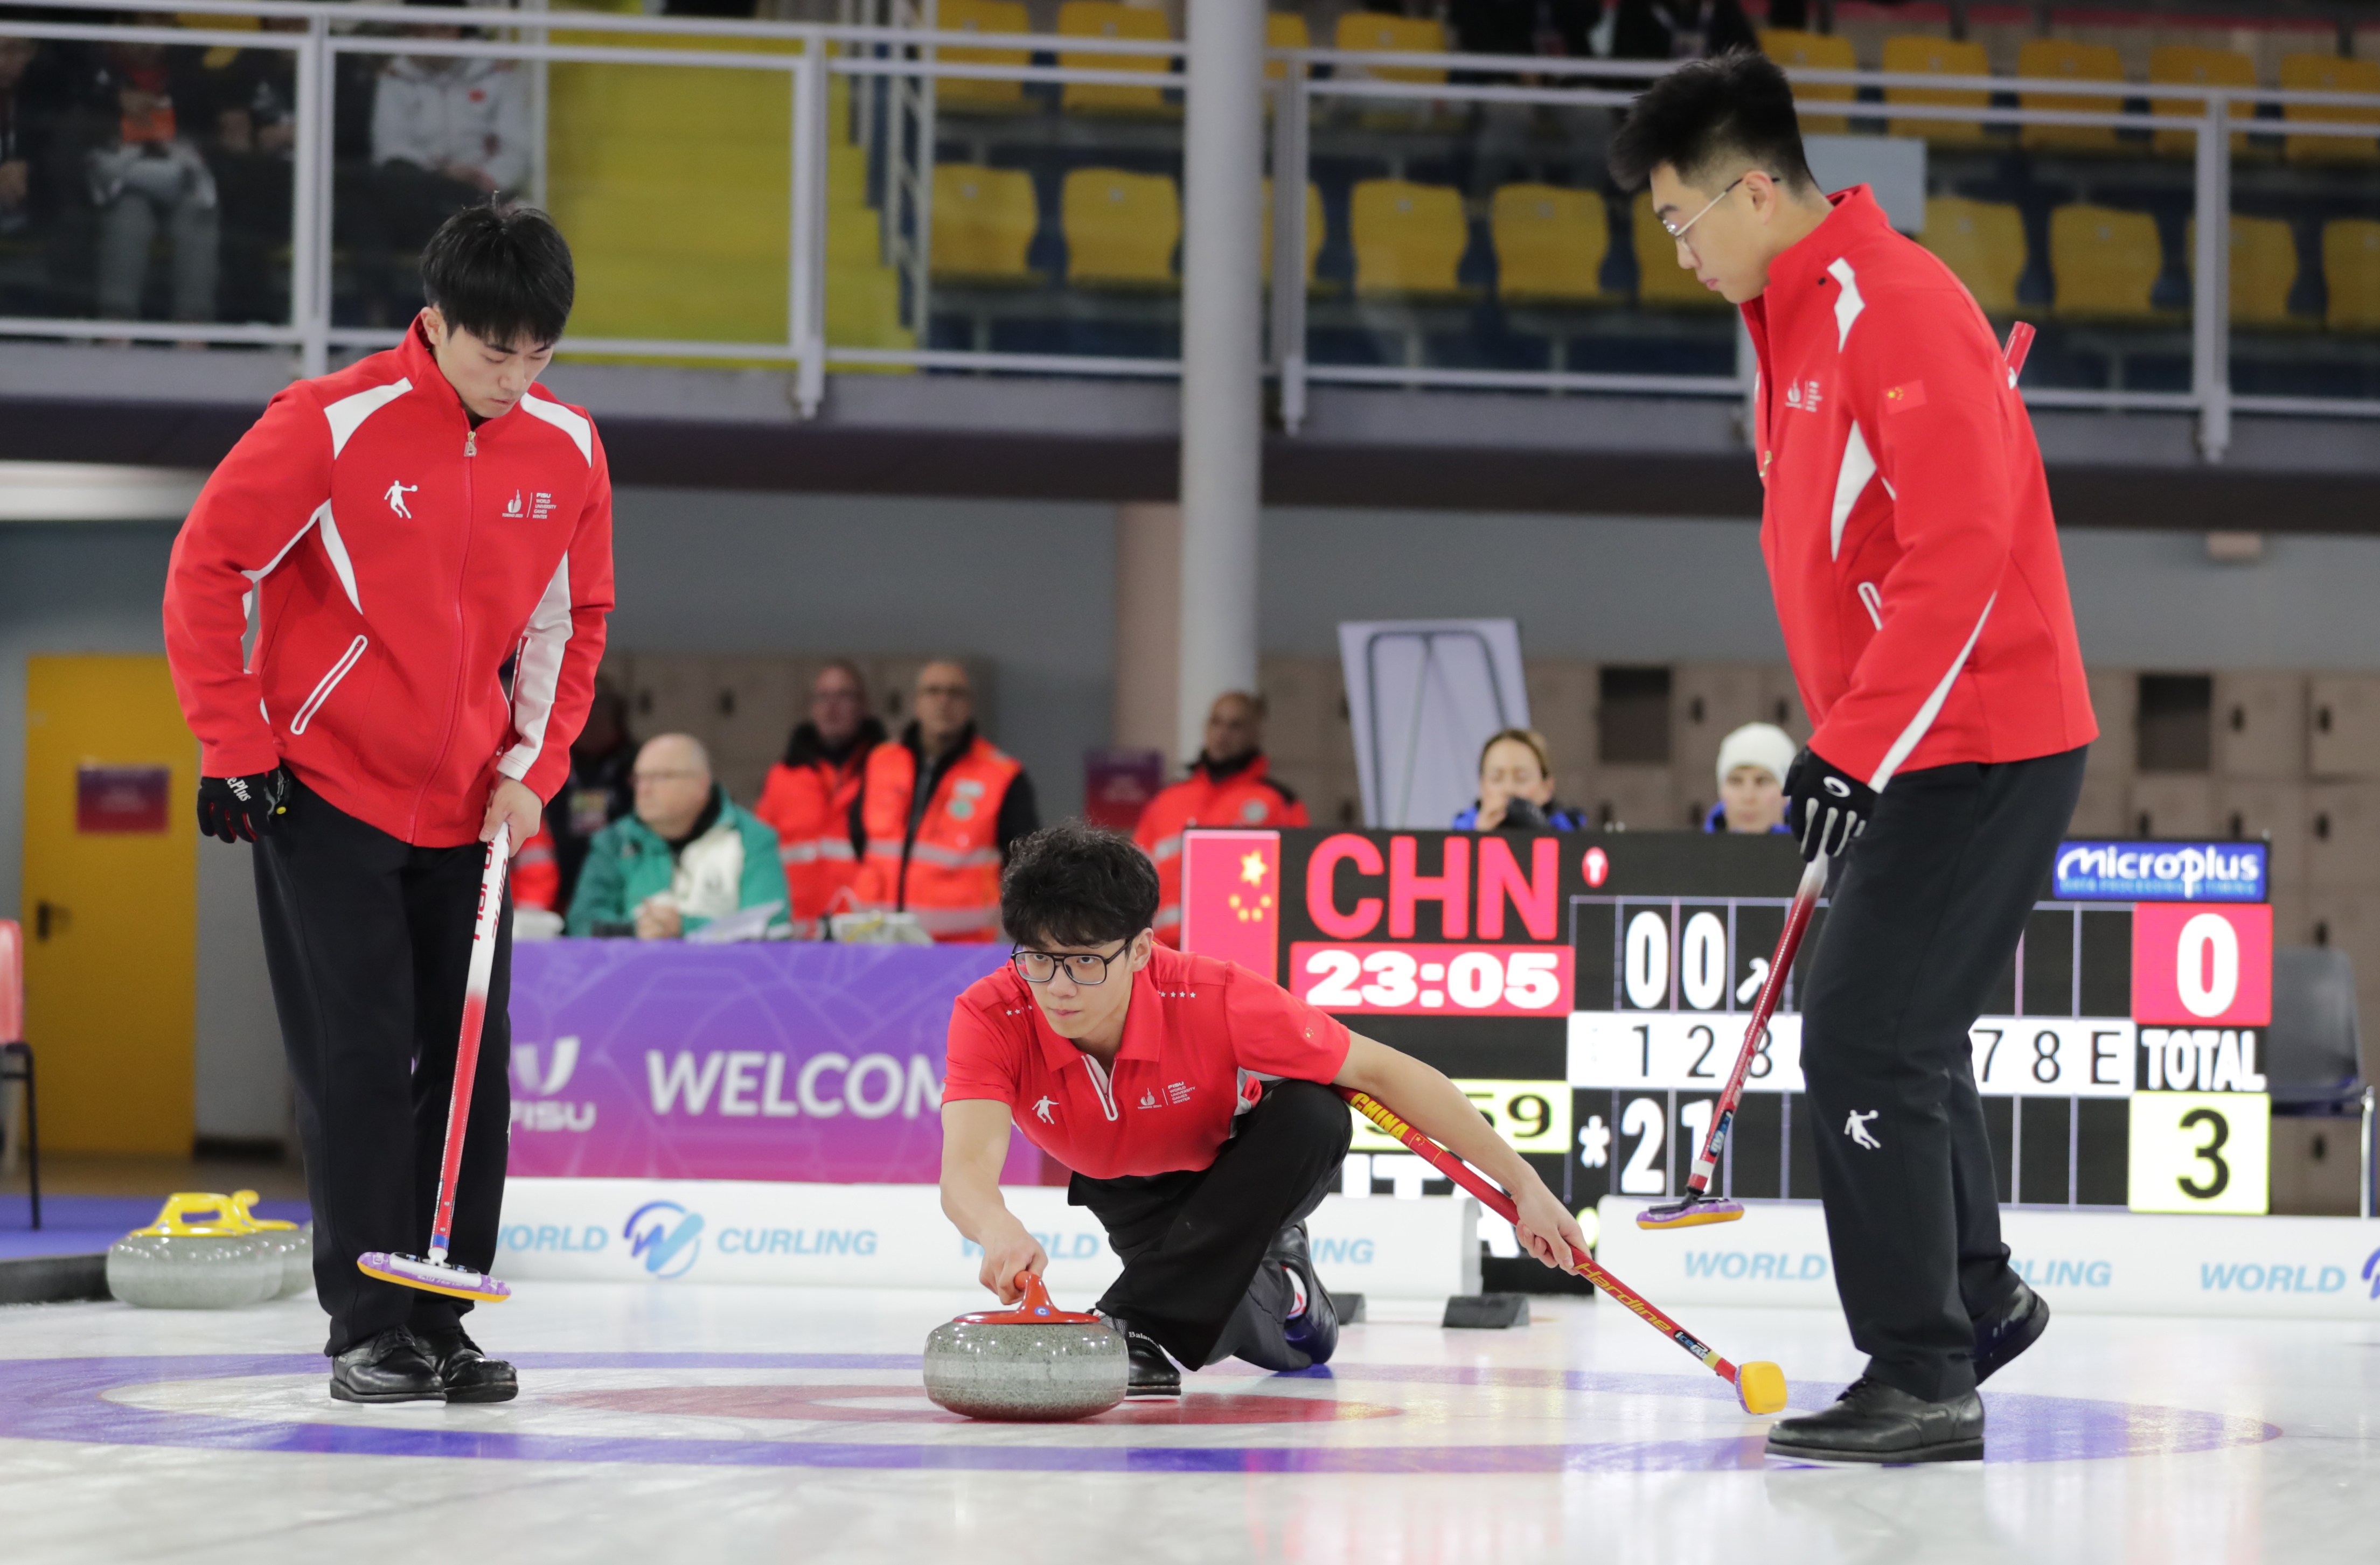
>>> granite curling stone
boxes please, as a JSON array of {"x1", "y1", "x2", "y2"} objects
[
  {"x1": 922, "y1": 1271, "x2": 1128, "y2": 1422},
  {"x1": 230, "y1": 1189, "x2": 313, "y2": 1299},
  {"x1": 107, "y1": 1193, "x2": 283, "y2": 1310}
]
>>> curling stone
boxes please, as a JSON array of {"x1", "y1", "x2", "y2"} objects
[
  {"x1": 106, "y1": 1193, "x2": 282, "y2": 1310},
  {"x1": 229, "y1": 1189, "x2": 314, "y2": 1299},
  {"x1": 922, "y1": 1271, "x2": 1128, "y2": 1422}
]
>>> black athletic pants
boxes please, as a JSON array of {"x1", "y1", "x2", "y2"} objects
[
  {"x1": 252, "y1": 779, "x2": 514, "y2": 1358},
  {"x1": 1071, "y1": 1078, "x2": 1352, "y2": 1372},
  {"x1": 1800, "y1": 745, "x2": 2087, "y2": 1403}
]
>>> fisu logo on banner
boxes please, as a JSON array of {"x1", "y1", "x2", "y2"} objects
[{"x1": 511, "y1": 1036, "x2": 598, "y2": 1134}]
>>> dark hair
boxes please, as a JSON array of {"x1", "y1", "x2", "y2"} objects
[
  {"x1": 420, "y1": 204, "x2": 575, "y2": 347},
  {"x1": 1608, "y1": 50, "x2": 1817, "y2": 194},
  {"x1": 1000, "y1": 821, "x2": 1160, "y2": 949}
]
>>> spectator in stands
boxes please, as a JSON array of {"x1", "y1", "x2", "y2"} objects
[
  {"x1": 1701, "y1": 721, "x2": 1794, "y2": 835},
  {"x1": 78, "y1": 30, "x2": 219, "y2": 324},
  {"x1": 756, "y1": 660, "x2": 886, "y2": 938},
  {"x1": 1136, "y1": 691, "x2": 1310, "y2": 947},
  {"x1": 514, "y1": 679, "x2": 637, "y2": 916},
  {"x1": 566, "y1": 733, "x2": 789, "y2": 939},
  {"x1": 1451, "y1": 0, "x2": 1598, "y2": 67},
  {"x1": 199, "y1": 16, "x2": 302, "y2": 323},
  {"x1": 357, "y1": 1, "x2": 530, "y2": 325},
  {"x1": 1453, "y1": 728, "x2": 1587, "y2": 832},
  {"x1": 0, "y1": 35, "x2": 65, "y2": 315},
  {"x1": 1603, "y1": 0, "x2": 1755, "y2": 62},
  {"x1": 853, "y1": 660, "x2": 1039, "y2": 942}
]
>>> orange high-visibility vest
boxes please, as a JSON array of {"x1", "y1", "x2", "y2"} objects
[
  {"x1": 754, "y1": 745, "x2": 872, "y2": 938},
  {"x1": 1133, "y1": 753, "x2": 1307, "y2": 946},
  {"x1": 853, "y1": 734, "x2": 1022, "y2": 942}
]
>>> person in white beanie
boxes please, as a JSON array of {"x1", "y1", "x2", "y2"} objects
[{"x1": 1702, "y1": 721, "x2": 1796, "y2": 834}]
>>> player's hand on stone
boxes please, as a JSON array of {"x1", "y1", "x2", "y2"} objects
[
  {"x1": 978, "y1": 1218, "x2": 1049, "y2": 1303},
  {"x1": 197, "y1": 766, "x2": 290, "y2": 843},
  {"x1": 1512, "y1": 1182, "x2": 1585, "y2": 1275},
  {"x1": 483, "y1": 776, "x2": 542, "y2": 851}
]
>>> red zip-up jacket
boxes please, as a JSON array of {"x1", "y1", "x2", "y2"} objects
[
  {"x1": 1745, "y1": 186, "x2": 2095, "y2": 788},
  {"x1": 163, "y1": 318, "x2": 615, "y2": 847}
]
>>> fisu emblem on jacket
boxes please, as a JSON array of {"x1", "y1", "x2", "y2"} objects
[
  {"x1": 504, "y1": 490, "x2": 558, "y2": 520},
  {"x1": 1783, "y1": 378, "x2": 1824, "y2": 413},
  {"x1": 948, "y1": 777, "x2": 986, "y2": 821}
]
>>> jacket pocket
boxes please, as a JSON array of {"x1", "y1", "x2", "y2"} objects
[{"x1": 290, "y1": 635, "x2": 368, "y2": 735}]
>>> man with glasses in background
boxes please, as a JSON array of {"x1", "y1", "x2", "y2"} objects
[
  {"x1": 936, "y1": 822, "x2": 1588, "y2": 1397},
  {"x1": 566, "y1": 733, "x2": 789, "y2": 939}
]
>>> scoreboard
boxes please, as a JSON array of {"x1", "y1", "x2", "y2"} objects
[{"x1": 1180, "y1": 828, "x2": 2279, "y2": 1221}]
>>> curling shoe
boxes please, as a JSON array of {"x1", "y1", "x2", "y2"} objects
[
  {"x1": 420, "y1": 1327, "x2": 519, "y2": 1403},
  {"x1": 1274, "y1": 1221, "x2": 1339, "y2": 1366},
  {"x1": 1105, "y1": 1317, "x2": 1181, "y2": 1399},
  {"x1": 329, "y1": 1326, "x2": 442, "y2": 1405},
  {"x1": 1972, "y1": 1280, "x2": 2050, "y2": 1385},
  {"x1": 1764, "y1": 1377, "x2": 1984, "y2": 1464}
]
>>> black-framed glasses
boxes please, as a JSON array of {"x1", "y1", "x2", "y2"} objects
[{"x1": 1011, "y1": 941, "x2": 1131, "y2": 986}]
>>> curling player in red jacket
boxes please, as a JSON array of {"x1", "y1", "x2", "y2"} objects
[
  {"x1": 1614, "y1": 54, "x2": 2096, "y2": 1464},
  {"x1": 162, "y1": 207, "x2": 615, "y2": 1407}
]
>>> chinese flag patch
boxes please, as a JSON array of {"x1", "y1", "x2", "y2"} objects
[{"x1": 1883, "y1": 381, "x2": 1928, "y2": 413}]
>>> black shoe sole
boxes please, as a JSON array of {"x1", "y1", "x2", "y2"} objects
[
  {"x1": 329, "y1": 1380, "x2": 443, "y2": 1405},
  {"x1": 1974, "y1": 1295, "x2": 2051, "y2": 1386},
  {"x1": 1125, "y1": 1386, "x2": 1182, "y2": 1400},
  {"x1": 1764, "y1": 1436, "x2": 1984, "y2": 1465},
  {"x1": 442, "y1": 1382, "x2": 519, "y2": 1404}
]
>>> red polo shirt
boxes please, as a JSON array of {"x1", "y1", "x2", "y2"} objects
[{"x1": 944, "y1": 945, "x2": 1352, "y2": 1180}]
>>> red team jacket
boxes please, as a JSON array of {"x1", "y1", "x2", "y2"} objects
[
  {"x1": 1134, "y1": 754, "x2": 1309, "y2": 946},
  {"x1": 1745, "y1": 187, "x2": 2096, "y2": 788},
  {"x1": 164, "y1": 319, "x2": 615, "y2": 846}
]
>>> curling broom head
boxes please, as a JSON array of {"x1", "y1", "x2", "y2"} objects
[
  {"x1": 1636, "y1": 1196, "x2": 1745, "y2": 1230},
  {"x1": 357, "y1": 1250, "x2": 511, "y2": 1303},
  {"x1": 1735, "y1": 1361, "x2": 1789, "y2": 1415}
]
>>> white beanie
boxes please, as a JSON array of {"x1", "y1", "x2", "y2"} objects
[{"x1": 1715, "y1": 722, "x2": 1798, "y2": 793}]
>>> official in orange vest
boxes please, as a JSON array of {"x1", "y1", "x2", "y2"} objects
[
  {"x1": 1136, "y1": 691, "x2": 1309, "y2": 946},
  {"x1": 852, "y1": 660, "x2": 1039, "y2": 941},
  {"x1": 754, "y1": 660, "x2": 886, "y2": 937}
]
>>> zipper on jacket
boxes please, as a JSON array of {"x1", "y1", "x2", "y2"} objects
[
  {"x1": 290, "y1": 635, "x2": 368, "y2": 735},
  {"x1": 412, "y1": 418, "x2": 478, "y2": 839}
]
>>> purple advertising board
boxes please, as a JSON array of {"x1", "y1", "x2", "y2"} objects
[{"x1": 504, "y1": 941, "x2": 1040, "y2": 1184}]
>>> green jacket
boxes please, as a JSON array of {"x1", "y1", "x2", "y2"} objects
[{"x1": 566, "y1": 786, "x2": 790, "y2": 938}]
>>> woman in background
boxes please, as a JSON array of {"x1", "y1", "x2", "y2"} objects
[
  {"x1": 1452, "y1": 728, "x2": 1587, "y2": 832},
  {"x1": 1701, "y1": 721, "x2": 1795, "y2": 835}
]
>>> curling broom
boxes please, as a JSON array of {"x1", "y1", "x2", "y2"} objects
[
  {"x1": 1340, "y1": 1087, "x2": 1787, "y2": 1416},
  {"x1": 357, "y1": 822, "x2": 514, "y2": 1304}
]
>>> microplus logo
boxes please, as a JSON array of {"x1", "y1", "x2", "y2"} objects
[{"x1": 2052, "y1": 841, "x2": 2267, "y2": 903}]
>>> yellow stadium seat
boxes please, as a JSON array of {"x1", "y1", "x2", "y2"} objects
[
  {"x1": 2050, "y1": 205, "x2": 2171, "y2": 320},
  {"x1": 1632, "y1": 192, "x2": 1730, "y2": 309},
  {"x1": 829, "y1": 143, "x2": 869, "y2": 213},
  {"x1": 825, "y1": 262, "x2": 916, "y2": 370},
  {"x1": 1351, "y1": 179, "x2": 1470, "y2": 298},
  {"x1": 1333, "y1": 12, "x2": 1448, "y2": 86},
  {"x1": 1492, "y1": 184, "x2": 1611, "y2": 305},
  {"x1": 2019, "y1": 38, "x2": 2127, "y2": 152},
  {"x1": 1266, "y1": 11, "x2": 1309, "y2": 81},
  {"x1": 1062, "y1": 167, "x2": 1180, "y2": 287},
  {"x1": 1882, "y1": 36, "x2": 1992, "y2": 144},
  {"x1": 931, "y1": 164, "x2": 1041, "y2": 283},
  {"x1": 2280, "y1": 54, "x2": 2380, "y2": 165},
  {"x1": 1059, "y1": 1, "x2": 1173, "y2": 116},
  {"x1": 827, "y1": 202, "x2": 881, "y2": 268},
  {"x1": 2326, "y1": 220, "x2": 2380, "y2": 332},
  {"x1": 2149, "y1": 45, "x2": 2256, "y2": 157},
  {"x1": 1259, "y1": 178, "x2": 1326, "y2": 285},
  {"x1": 934, "y1": 0, "x2": 1032, "y2": 114},
  {"x1": 1759, "y1": 29, "x2": 1856, "y2": 136},
  {"x1": 1920, "y1": 196, "x2": 2026, "y2": 316},
  {"x1": 2183, "y1": 215, "x2": 2301, "y2": 329}
]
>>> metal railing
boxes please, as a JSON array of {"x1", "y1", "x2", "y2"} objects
[{"x1": 2, "y1": 0, "x2": 2376, "y2": 456}]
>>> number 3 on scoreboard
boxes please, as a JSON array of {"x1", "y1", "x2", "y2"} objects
[{"x1": 2126, "y1": 1091, "x2": 2270, "y2": 1215}]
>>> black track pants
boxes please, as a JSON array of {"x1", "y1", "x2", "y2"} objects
[
  {"x1": 1799, "y1": 746, "x2": 2087, "y2": 1403},
  {"x1": 252, "y1": 779, "x2": 514, "y2": 1358},
  {"x1": 1071, "y1": 1078, "x2": 1352, "y2": 1371}
]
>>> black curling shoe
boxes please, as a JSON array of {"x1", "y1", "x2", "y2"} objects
[
  {"x1": 1107, "y1": 1318, "x2": 1181, "y2": 1399},
  {"x1": 1972, "y1": 1281, "x2": 2050, "y2": 1386},
  {"x1": 1764, "y1": 1377, "x2": 1985, "y2": 1464},
  {"x1": 329, "y1": 1326, "x2": 443, "y2": 1404},
  {"x1": 420, "y1": 1327, "x2": 519, "y2": 1403},
  {"x1": 1275, "y1": 1221, "x2": 1339, "y2": 1367}
]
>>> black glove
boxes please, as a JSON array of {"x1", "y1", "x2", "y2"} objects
[
  {"x1": 197, "y1": 767, "x2": 291, "y2": 844},
  {"x1": 1783, "y1": 747, "x2": 1876, "y2": 863}
]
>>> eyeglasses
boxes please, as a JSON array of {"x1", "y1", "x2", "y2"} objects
[
  {"x1": 1011, "y1": 941, "x2": 1132, "y2": 986},
  {"x1": 1661, "y1": 174, "x2": 1749, "y2": 248},
  {"x1": 631, "y1": 768, "x2": 705, "y2": 786}
]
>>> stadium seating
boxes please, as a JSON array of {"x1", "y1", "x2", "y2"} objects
[
  {"x1": 934, "y1": 0, "x2": 1032, "y2": 113},
  {"x1": 1062, "y1": 168, "x2": 1180, "y2": 287},
  {"x1": 1259, "y1": 178, "x2": 1326, "y2": 285},
  {"x1": 1758, "y1": 29, "x2": 1856, "y2": 136},
  {"x1": 1266, "y1": 11, "x2": 1310, "y2": 81},
  {"x1": 826, "y1": 263, "x2": 917, "y2": 367},
  {"x1": 1881, "y1": 36, "x2": 1992, "y2": 144},
  {"x1": 1631, "y1": 193, "x2": 1730, "y2": 309},
  {"x1": 2183, "y1": 215, "x2": 2305, "y2": 329},
  {"x1": 2018, "y1": 38, "x2": 2127, "y2": 152},
  {"x1": 1332, "y1": 12, "x2": 1449, "y2": 85},
  {"x1": 1349, "y1": 180, "x2": 1470, "y2": 298},
  {"x1": 2148, "y1": 45, "x2": 2257, "y2": 157},
  {"x1": 2050, "y1": 205, "x2": 2171, "y2": 320},
  {"x1": 2280, "y1": 54, "x2": 2380, "y2": 165},
  {"x1": 1492, "y1": 184, "x2": 1612, "y2": 305},
  {"x1": 2326, "y1": 220, "x2": 2380, "y2": 332},
  {"x1": 1920, "y1": 197, "x2": 2026, "y2": 317},
  {"x1": 1059, "y1": 1, "x2": 1173, "y2": 116},
  {"x1": 932, "y1": 164, "x2": 1042, "y2": 284}
]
